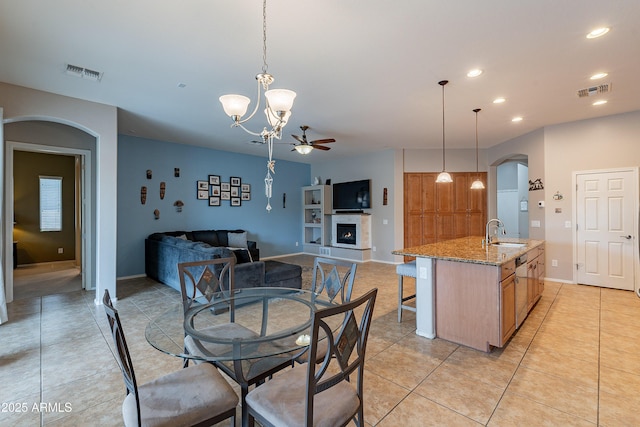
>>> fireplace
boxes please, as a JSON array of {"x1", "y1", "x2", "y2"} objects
[
  {"x1": 336, "y1": 223, "x2": 357, "y2": 246},
  {"x1": 332, "y1": 214, "x2": 371, "y2": 250}
]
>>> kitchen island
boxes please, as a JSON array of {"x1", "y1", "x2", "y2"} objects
[{"x1": 393, "y1": 236, "x2": 545, "y2": 352}]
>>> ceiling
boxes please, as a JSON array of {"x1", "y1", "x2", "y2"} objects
[{"x1": 1, "y1": 0, "x2": 639, "y2": 164}]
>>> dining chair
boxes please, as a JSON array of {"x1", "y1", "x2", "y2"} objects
[
  {"x1": 178, "y1": 258, "x2": 295, "y2": 422},
  {"x1": 295, "y1": 256, "x2": 357, "y2": 364},
  {"x1": 245, "y1": 288, "x2": 378, "y2": 427},
  {"x1": 102, "y1": 290, "x2": 238, "y2": 427}
]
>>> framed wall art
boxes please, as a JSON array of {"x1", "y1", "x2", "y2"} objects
[
  {"x1": 209, "y1": 196, "x2": 220, "y2": 206},
  {"x1": 231, "y1": 197, "x2": 241, "y2": 207},
  {"x1": 197, "y1": 180, "x2": 208, "y2": 199},
  {"x1": 231, "y1": 186, "x2": 239, "y2": 197},
  {"x1": 241, "y1": 192, "x2": 251, "y2": 201},
  {"x1": 221, "y1": 191, "x2": 231, "y2": 200},
  {"x1": 241, "y1": 183, "x2": 250, "y2": 192},
  {"x1": 209, "y1": 175, "x2": 220, "y2": 185},
  {"x1": 221, "y1": 182, "x2": 230, "y2": 191},
  {"x1": 230, "y1": 176, "x2": 241, "y2": 186},
  {"x1": 211, "y1": 186, "x2": 220, "y2": 196}
]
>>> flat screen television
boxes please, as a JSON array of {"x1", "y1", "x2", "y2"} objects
[{"x1": 332, "y1": 179, "x2": 371, "y2": 211}]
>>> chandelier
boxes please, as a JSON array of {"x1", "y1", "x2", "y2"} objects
[
  {"x1": 219, "y1": 0, "x2": 296, "y2": 211},
  {"x1": 436, "y1": 80, "x2": 453, "y2": 183},
  {"x1": 470, "y1": 108, "x2": 485, "y2": 189}
]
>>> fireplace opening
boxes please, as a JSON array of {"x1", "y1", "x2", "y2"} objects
[{"x1": 336, "y1": 223, "x2": 357, "y2": 245}]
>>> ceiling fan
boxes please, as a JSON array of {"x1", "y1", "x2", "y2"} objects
[{"x1": 290, "y1": 125, "x2": 335, "y2": 154}]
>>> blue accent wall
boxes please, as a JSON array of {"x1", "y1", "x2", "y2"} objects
[{"x1": 117, "y1": 135, "x2": 310, "y2": 277}]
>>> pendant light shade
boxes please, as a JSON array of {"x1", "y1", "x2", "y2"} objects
[
  {"x1": 436, "y1": 80, "x2": 453, "y2": 183},
  {"x1": 470, "y1": 108, "x2": 485, "y2": 189}
]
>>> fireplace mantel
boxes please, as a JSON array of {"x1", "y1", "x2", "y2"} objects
[{"x1": 332, "y1": 214, "x2": 372, "y2": 250}]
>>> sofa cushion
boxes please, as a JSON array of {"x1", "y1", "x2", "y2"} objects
[
  {"x1": 192, "y1": 230, "x2": 220, "y2": 247},
  {"x1": 228, "y1": 231, "x2": 248, "y2": 249}
]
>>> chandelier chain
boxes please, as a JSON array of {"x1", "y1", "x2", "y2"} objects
[{"x1": 262, "y1": 0, "x2": 268, "y2": 74}]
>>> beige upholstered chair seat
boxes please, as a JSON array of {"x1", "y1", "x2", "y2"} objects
[
  {"x1": 122, "y1": 363, "x2": 238, "y2": 427},
  {"x1": 245, "y1": 366, "x2": 359, "y2": 427}
]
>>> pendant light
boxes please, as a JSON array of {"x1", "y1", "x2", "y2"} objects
[
  {"x1": 436, "y1": 80, "x2": 453, "y2": 183},
  {"x1": 470, "y1": 108, "x2": 485, "y2": 189}
]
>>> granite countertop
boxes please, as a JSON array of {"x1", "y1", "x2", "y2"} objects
[{"x1": 392, "y1": 236, "x2": 545, "y2": 266}]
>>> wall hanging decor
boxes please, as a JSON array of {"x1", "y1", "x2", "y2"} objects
[
  {"x1": 153, "y1": 209, "x2": 160, "y2": 220},
  {"x1": 197, "y1": 181, "x2": 208, "y2": 199},
  {"x1": 383, "y1": 188, "x2": 388, "y2": 205},
  {"x1": 146, "y1": 169, "x2": 152, "y2": 179},
  {"x1": 231, "y1": 197, "x2": 241, "y2": 207},
  {"x1": 209, "y1": 175, "x2": 220, "y2": 185},
  {"x1": 141, "y1": 186, "x2": 147, "y2": 204},
  {"x1": 174, "y1": 168, "x2": 180, "y2": 177},
  {"x1": 529, "y1": 178, "x2": 544, "y2": 191},
  {"x1": 160, "y1": 182, "x2": 166, "y2": 199},
  {"x1": 174, "y1": 200, "x2": 184, "y2": 212},
  {"x1": 209, "y1": 197, "x2": 220, "y2": 206}
]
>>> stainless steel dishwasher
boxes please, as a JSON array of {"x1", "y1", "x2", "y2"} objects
[{"x1": 514, "y1": 254, "x2": 528, "y2": 328}]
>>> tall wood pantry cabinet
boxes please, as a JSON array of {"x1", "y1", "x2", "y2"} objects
[{"x1": 404, "y1": 172, "x2": 487, "y2": 248}]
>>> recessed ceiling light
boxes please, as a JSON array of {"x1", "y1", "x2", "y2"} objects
[
  {"x1": 467, "y1": 69, "x2": 483, "y2": 78},
  {"x1": 511, "y1": 117, "x2": 523, "y2": 122},
  {"x1": 493, "y1": 97, "x2": 506, "y2": 104},
  {"x1": 592, "y1": 100, "x2": 607, "y2": 106},
  {"x1": 586, "y1": 27, "x2": 610, "y2": 39},
  {"x1": 590, "y1": 72, "x2": 608, "y2": 80}
]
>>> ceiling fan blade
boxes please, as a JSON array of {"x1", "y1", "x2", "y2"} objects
[
  {"x1": 310, "y1": 138, "x2": 336, "y2": 144},
  {"x1": 292, "y1": 134, "x2": 305, "y2": 144},
  {"x1": 313, "y1": 144, "x2": 331, "y2": 151}
]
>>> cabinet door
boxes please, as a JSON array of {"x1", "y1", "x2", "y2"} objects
[
  {"x1": 501, "y1": 274, "x2": 516, "y2": 345},
  {"x1": 527, "y1": 259, "x2": 538, "y2": 311}
]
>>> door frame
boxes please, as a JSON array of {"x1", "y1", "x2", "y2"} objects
[
  {"x1": 572, "y1": 167, "x2": 639, "y2": 294},
  {"x1": 5, "y1": 141, "x2": 92, "y2": 302}
]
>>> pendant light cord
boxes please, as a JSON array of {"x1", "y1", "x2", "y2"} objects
[{"x1": 439, "y1": 80, "x2": 448, "y2": 171}]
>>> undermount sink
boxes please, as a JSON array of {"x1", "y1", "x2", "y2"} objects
[{"x1": 491, "y1": 242, "x2": 527, "y2": 248}]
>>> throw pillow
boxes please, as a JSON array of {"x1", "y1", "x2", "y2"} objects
[
  {"x1": 176, "y1": 234, "x2": 188, "y2": 240},
  {"x1": 228, "y1": 231, "x2": 248, "y2": 248}
]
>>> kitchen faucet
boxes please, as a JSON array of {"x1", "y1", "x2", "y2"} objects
[{"x1": 484, "y1": 218, "x2": 506, "y2": 246}]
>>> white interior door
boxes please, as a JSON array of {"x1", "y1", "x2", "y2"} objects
[{"x1": 575, "y1": 168, "x2": 638, "y2": 290}]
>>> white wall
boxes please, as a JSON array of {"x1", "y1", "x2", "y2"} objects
[
  {"x1": 543, "y1": 110, "x2": 640, "y2": 282},
  {"x1": 1, "y1": 83, "x2": 118, "y2": 304}
]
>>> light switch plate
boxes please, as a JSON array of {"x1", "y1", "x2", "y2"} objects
[{"x1": 531, "y1": 220, "x2": 541, "y2": 228}]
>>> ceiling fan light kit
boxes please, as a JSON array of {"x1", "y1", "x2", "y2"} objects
[
  {"x1": 218, "y1": 0, "x2": 296, "y2": 211},
  {"x1": 290, "y1": 125, "x2": 335, "y2": 155},
  {"x1": 436, "y1": 80, "x2": 453, "y2": 183}
]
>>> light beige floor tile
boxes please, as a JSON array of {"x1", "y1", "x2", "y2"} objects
[
  {"x1": 507, "y1": 366, "x2": 598, "y2": 423},
  {"x1": 0, "y1": 392, "x2": 43, "y2": 427},
  {"x1": 0, "y1": 348, "x2": 41, "y2": 402},
  {"x1": 599, "y1": 365, "x2": 640, "y2": 396},
  {"x1": 366, "y1": 340, "x2": 443, "y2": 390},
  {"x1": 414, "y1": 364, "x2": 505, "y2": 424},
  {"x1": 362, "y1": 371, "x2": 411, "y2": 425},
  {"x1": 598, "y1": 389, "x2": 640, "y2": 427},
  {"x1": 378, "y1": 392, "x2": 482, "y2": 427},
  {"x1": 46, "y1": 396, "x2": 123, "y2": 427},
  {"x1": 442, "y1": 346, "x2": 519, "y2": 389},
  {"x1": 600, "y1": 332, "x2": 640, "y2": 375},
  {"x1": 528, "y1": 330, "x2": 599, "y2": 363},
  {"x1": 488, "y1": 391, "x2": 596, "y2": 426},
  {"x1": 520, "y1": 345, "x2": 598, "y2": 389}
]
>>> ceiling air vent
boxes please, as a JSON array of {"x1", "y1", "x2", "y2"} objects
[
  {"x1": 577, "y1": 82, "x2": 611, "y2": 98},
  {"x1": 65, "y1": 63, "x2": 103, "y2": 82}
]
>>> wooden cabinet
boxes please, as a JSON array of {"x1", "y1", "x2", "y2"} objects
[
  {"x1": 501, "y1": 272, "x2": 516, "y2": 345},
  {"x1": 500, "y1": 259, "x2": 517, "y2": 345},
  {"x1": 404, "y1": 172, "x2": 486, "y2": 250},
  {"x1": 302, "y1": 185, "x2": 331, "y2": 254},
  {"x1": 526, "y1": 245, "x2": 545, "y2": 310}
]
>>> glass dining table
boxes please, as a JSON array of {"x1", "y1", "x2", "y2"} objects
[{"x1": 145, "y1": 287, "x2": 337, "y2": 426}]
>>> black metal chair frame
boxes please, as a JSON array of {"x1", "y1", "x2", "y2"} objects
[
  {"x1": 102, "y1": 289, "x2": 236, "y2": 427},
  {"x1": 247, "y1": 288, "x2": 378, "y2": 427}
]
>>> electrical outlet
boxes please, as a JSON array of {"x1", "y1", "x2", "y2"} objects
[
  {"x1": 295, "y1": 241, "x2": 299, "y2": 247},
  {"x1": 372, "y1": 246, "x2": 377, "y2": 252},
  {"x1": 552, "y1": 259, "x2": 558, "y2": 267},
  {"x1": 58, "y1": 248, "x2": 63, "y2": 254}
]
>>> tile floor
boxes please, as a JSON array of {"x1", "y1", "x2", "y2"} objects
[{"x1": 1, "y1": 254, "x2": 640, "y2": 426}]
